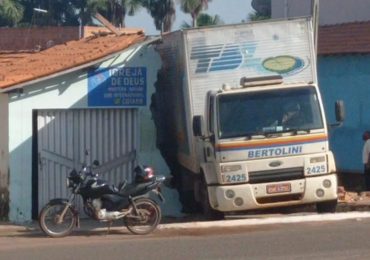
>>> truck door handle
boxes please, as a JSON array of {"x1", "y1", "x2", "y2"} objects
[{"x1": 206, "y1": 147, "x2": 211, "y2": 157}]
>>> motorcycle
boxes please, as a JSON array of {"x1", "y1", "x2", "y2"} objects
[{"x1": 38, "y1": 160, "x2": 166, "y2": 237}]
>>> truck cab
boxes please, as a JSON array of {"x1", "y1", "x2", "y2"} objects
[{"x1": 193, "y1": 76, "x2": 344, "y2": 214}]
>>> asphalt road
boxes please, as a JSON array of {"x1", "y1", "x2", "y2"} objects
[{"x1": 1, "y1": 218, "x2": 370, "y2": 260}]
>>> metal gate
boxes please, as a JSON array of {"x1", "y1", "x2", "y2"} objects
[{"x1": 36, "y1": 109, "x2": 138, "y2": 214}]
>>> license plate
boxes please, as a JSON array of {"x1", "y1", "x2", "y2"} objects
[
  {"x1": 266, "y1": 183, "x2": 291, "y2": 194},
  {"x1": 221, "y1": 173, "x2": 247, "y2": 183}
]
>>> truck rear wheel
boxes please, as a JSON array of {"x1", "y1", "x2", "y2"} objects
[{"x1": 316, "y1": 200, "x2": 337, "y2": 213}]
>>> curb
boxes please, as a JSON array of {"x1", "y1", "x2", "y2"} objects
[
  {"x1": 2, "y1": 211, "x2": 370, "y2": 236},
  {"x1": 158, "y1": 211, "x2": 370, "y2": 230}
]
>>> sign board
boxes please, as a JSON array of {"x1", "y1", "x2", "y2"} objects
[{"x1": 88, "y1": 67, "x2": 147, "y2": 107}]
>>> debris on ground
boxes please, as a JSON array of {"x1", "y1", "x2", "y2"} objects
[{"x1": 338, "y1": 186, "x2": 370, "y2": 203}]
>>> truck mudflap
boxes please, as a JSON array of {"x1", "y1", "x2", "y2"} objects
[{"x1": 208, "y1": 174, "x2": 337, "y2": 212}]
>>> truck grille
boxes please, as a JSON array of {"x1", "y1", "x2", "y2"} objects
[{"x1": 248, "y1": 167, "x2": 304, "y2": 184}]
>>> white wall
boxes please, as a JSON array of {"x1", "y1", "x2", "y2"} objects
[
  {"x1": 272, "y1": 0, "x2": 370, "y2": 25},
  {"x1": 0, "y1": 94, "x2": 8, "y2": 200},
  {"x1": 8, "y1": 42, "x2": 182, "y2": 222}
]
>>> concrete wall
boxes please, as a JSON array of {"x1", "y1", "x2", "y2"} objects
[
  {"x1": 272, "y1": 0, "x2": 370, "y2": 25},
  {"x1": 0, "y1": 27, "x2": 79, "y2": 51},
  {"x1": 8, "y1": 43, "x2": 181, "y2": 222},
  {"x1": 318, "y1": 55, "x2": 370, "y2": 173},
  {"x1": 0, "y1": 94, "x2": 9, "y2": 219},
  {"x1": 0, "y1": 26, "x2": 109, "y2": 51}
]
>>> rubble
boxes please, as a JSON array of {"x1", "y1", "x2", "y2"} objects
[
  {"x1": 337, "y1": 186, "x2": 370, "y2": 212},
  {"x1": 337, "y1": 186, "x2": 370, "y2": 202}
]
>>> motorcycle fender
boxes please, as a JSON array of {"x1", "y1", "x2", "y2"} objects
[
  {"x1": 130, "y1": 194, "x2": 149, "y2": 201},
  {"x1": 151, "y1": 190, "x2": 165, "y2": 203},
  {"x1": 48, "y1": 198, "x2": 69, "y2": 205},
  {"x1": 47, "y1": 198, "x2": 80, "y2": 227}
]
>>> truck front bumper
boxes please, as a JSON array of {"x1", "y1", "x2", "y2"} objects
[{"x1": 208, "y1": 174, "x2": 337, "y2": 212}]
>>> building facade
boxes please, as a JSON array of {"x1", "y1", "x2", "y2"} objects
[{"x1": 0, "y1": 32, "x2": 182, "y2": 222}]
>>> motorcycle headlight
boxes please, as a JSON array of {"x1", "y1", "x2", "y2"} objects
[{"x1": 66, "y1": 177, "x2": 76, "y2": 188}]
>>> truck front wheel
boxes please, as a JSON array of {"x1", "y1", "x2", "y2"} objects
[
  {"x1": 316, "y1": 200, "x2": 337, "y2": 213},
  {"x1": 199, "y1": 176, "x2": 223, "y2": 220}
]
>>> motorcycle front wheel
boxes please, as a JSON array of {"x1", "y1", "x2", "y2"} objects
[
  {"x1": 125, "y1": 198, "x2": 161, "y2": 235},
  {"x1": 39, "y1": 202, "x2": 76, "y2": 238}
]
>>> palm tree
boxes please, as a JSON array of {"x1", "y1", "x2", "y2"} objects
[
  {"x1": 0, "y1": 0, "x2": 24, "y2": 27},
  {"x1": 178, "y1": 0, "x2": 211, "y2": 28},
  {"x1": 196, "y1": 13, "x2": 222, "y2": 26},
  {"x1": 142, "y1": 0, "x2": 175, "y2": 33},
  {"x1": 74, "y1": 0, "x2": 142, "y2": 27},
  {"x1": 107, "y1": 0, "x2": 142, "y2": 27},
  {"x1": 1, "y1": 0, "x2": 142, "y2": 28},
  {"x1": 181, "y1": 13, "x2": 222, "y2": 28}
]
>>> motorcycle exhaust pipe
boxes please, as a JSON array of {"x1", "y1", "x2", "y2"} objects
[{"x1": 97, "y1": 208, "x2": 131, "y2": 221}]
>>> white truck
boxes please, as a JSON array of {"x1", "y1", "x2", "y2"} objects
[{"x1": 154, "y1": 17, "x2": 344, "y2": 217}]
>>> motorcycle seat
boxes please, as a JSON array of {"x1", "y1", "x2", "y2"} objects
[{"x1": 119, "y1": 182, "x2": 149, "y2": 197}]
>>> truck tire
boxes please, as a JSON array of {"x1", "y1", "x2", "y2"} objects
[
  {"x1": 316, "y1": 200, "x2": 337, "y2": 213},
  {"x1": 199, "y1": 176, "x2": 223, "y2": 220}
]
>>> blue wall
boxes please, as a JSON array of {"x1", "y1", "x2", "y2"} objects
[{"x1": 318, "y1": 54, "x2": 370, "y2": 173}]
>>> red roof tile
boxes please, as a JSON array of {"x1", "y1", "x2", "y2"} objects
[
  {"x1": 2, "y1": 22, "x2": 368, "y2": 90},
  {"x1": 0, "y1": 30, "x2": 145, "y2": 90},
  {"x1": 318, "y1": 21, "x2": 370, "y2": 55}
]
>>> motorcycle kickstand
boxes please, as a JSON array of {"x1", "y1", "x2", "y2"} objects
[{"x1": 106, "y1": 221, "x2": 113, "y2": 235}]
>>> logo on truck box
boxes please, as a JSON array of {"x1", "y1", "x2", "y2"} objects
[{"x1": 190, "y1": 43, "x2": 306, "y2": 76}]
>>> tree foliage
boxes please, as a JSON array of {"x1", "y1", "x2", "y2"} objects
[
  {"x1": 0, "y1": 0, "x2": 24, "y2": 26},
  {"x1": 178, "y1": 0, "x2": 211, "y2": 27},
  {"x1": 248, "y1": 11, "x2": 270, "y2": 21},
  {"x1": 249, "y1": 0, "x2": 270, "y2": 21},
  {"x1": 0, "y1": 0, "x2": 222, "y2": 33},
  {"x1": 181, "y1": 12, "x2": 222, "y2": 28},
  {"x1": 141, "y1": 0, "x2": 175, "y2": 33},
  {"x1": 0, "y1": 0, "x2": 143, "y2": 27}
]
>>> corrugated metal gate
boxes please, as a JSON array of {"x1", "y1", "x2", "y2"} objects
[{"x1": 36, "y1": 109, "x2": 138, "y2": 214}]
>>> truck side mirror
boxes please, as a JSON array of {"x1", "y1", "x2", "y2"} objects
[
  {"x1": 335, "y1": 100, "x2": 345, "y2": 122},
  {"x1": 193, "y1": 115, "x2": 205, "y2": 137}
]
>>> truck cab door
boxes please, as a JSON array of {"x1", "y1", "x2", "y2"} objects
[{"x1": 204, "y1": 93, "x2": 217, "y2": 163}]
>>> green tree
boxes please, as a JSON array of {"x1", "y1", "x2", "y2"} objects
[
  {"x1": 178, "y1": 0, "x2": 211, "y2": 28},
  {"x1": 142, "y1": 0, "x2": 175, "y2": 33},
  {"x1": 17, "y1": 0, "x2": 83, "y2": 26},
  {"x1": 249, "y1": 0, "x2": 270, "y2": 21},
  {"x1": 67, "y1": 0, "x2": 143, "y2": 27},
  {"x1": 248, "y1": 11, "x2": 270, "y2": 21},
  {"x1": 181, "y1": 12, "x2": 222, "y2": 28},
  {"x1": 102, "y1": 0, "x2": 142, "y2": 27},
  {"x1": 0, "y1": 0, "x2": 24, "y2": 27},
  {"x1": 8, "y1": 0, "x2": 142, "y2": 27}
]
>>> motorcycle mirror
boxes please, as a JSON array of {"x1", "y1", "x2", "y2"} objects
[{"x1": 92, "y1": 160, "x2": 100, "y2": 166}]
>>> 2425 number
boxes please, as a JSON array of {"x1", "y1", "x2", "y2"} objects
[{"x1": 306, "y1": 165, "x2": 326, "y2": 174}]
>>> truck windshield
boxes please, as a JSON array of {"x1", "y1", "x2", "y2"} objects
[{"x1": 217, "y1": 86, "x2": 324, "y2": 139}]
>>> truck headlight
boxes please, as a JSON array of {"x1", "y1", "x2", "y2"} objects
[{"x1": 221, "y1": 165, "x2": 242, "y2": 173}]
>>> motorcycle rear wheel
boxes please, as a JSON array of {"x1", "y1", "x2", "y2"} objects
[
  {"x1": 39, "y1": 203, "x2": 76, "y2": 238},
  {"x1": 125, "y1": 198, "x2": 161, "y2": 235}
]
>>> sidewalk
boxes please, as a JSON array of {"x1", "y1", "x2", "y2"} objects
[{"x1": 1, "y1": 198, "x2": 370, "y2": 237}]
